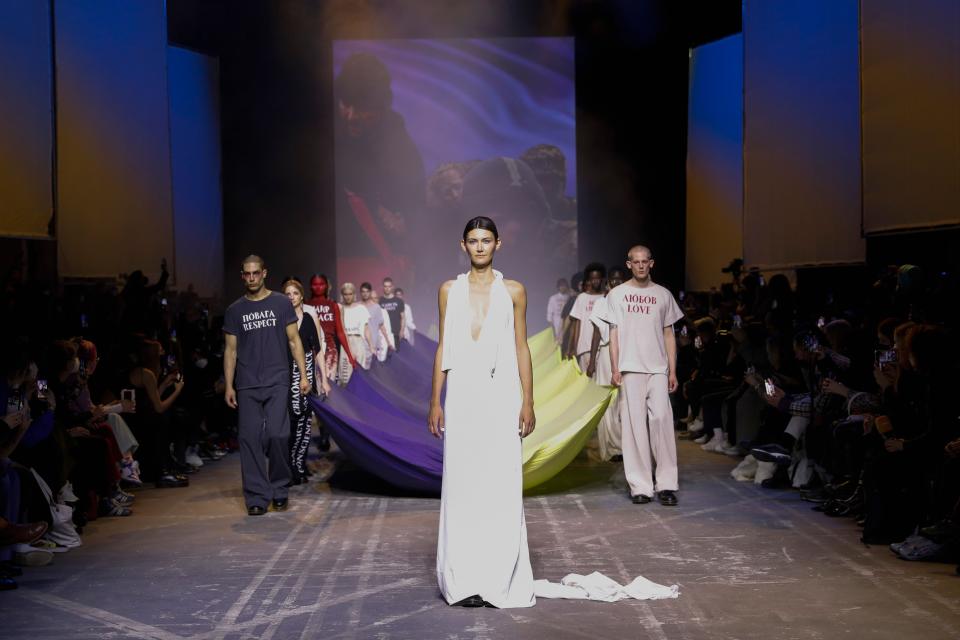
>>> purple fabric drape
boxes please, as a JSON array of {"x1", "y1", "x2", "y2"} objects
[{"x1": 309, "y1": 333, "x2": 444, "y2": 494}]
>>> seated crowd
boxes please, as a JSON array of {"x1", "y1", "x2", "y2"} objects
[{"x1": 1, "y1": 263, "x2": 234, "y2": 590}]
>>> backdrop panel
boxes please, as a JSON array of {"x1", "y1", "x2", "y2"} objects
[
  {"x1": 0, "y1": 1, "x2": 54, "y2": 238},
  {"x1": 861, "y1": 0, "x2": 960, "y2": 233},
  {"x1": 332, "y1": 39, "x2": 577, "y2": 336},
  {"x1": 686, "y1": 34, "x2": 743, "y2": 291},
  {"x1": 55, "y1": 0, "x2": 174, "y2": 281},
  {"x1": 743, "y1": 0, "x2": 863, "y2": 269},
  {"x1": 168, "y1": 46, "x2": 224, "y2": 299}
]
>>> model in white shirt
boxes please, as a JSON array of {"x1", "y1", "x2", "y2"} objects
[
  {"x1": 585, "y1": 267, "x2": 626, "y2": 461},
  {"x1": 545, "y1": 278, "x2": 571, "y2": 342},
  {"x1": 564, "y1": 264, "x2": 606, "y2": 372},
  {"x1": 396, "y1": 287, "x2": 416, "y2": 346},
  {"x1": 608, "y1": 245, "x2": 683, "y2": 507}
]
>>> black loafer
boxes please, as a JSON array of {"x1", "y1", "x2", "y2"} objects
[
  {"x1": 658, "y1": 490, "x2": 678, "y2": 506},
  {"x1": 247, "y1": 506, "x2": 267, "y2": 516},
  {"x1": 631, "y1": 494, "x2": 652, "y2": 504},
  {"x1": 452, "y1": 594, "x2": 486, "y2": 607},
  {"x1": 271, "y1": 498, "x2": 288, "y2": 512}
]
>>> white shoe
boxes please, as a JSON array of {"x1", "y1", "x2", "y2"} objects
[
  {"x1": 720, "y1": 443, "x2": 745, "y2": 457},
  {"x1": 730, "y1": 454, "x2": 758, "y2": 481},
  {"x1": 13, "y1": 547, "x2": 54, "y2": 567},
  {"x1": 754, "y1": 460, "x2": 777, "y2": 485},
  {"x1": 58, "y1": 482, "x2": 79, "y2": 503},
  {"x1": 701, "y1": 431, "x2": 726, "y2": 452},
  {"x1": 694, "y1": 433, "x2": 710, "y2": 444},
  {"x1": 688, "y1": 417, "x2": 705, "y2": 434},
  {"x1": 184, "y1": 446, "x2": 203, "y2": 468}
]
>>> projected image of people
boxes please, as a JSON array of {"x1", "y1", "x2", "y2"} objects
[
  {"x1": 333, "y1": 38, "x2": 577, "y2": 336},
  {"x1": 334, "y1": 52, "x2": 424, "y2": 294}
]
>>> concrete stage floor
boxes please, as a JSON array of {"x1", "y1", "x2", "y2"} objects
[{"x1": 4, "y1": 440, "x2": 959, "y2": 639}]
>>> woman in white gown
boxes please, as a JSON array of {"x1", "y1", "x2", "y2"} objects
[{"x1": 428, "y1": 216, "x2": 537, "y2": 609}]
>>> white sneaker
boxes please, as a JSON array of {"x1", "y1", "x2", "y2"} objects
[
  {"x1": 58, "y1": 482, "x2": 79, "y2": 503},
  {"x1": 754, "y1": 460, "x2": 777, "y2": 485},
  {"x1": 184, "y1": 446, "x2": 203, "y2": 468},
  {"x1": 694, "y1": 433, "x2": 710, "y2": 444},
  {"x1": 720, "y1": 443, "x2": 745, "y2": 457},
  {"x1": 701, "y1": 431, "x2": 726, "y2": 452},
  {"x1": 13, "y1": 547, "x2": 54, "y2": 567},
  {"x1": 730, "y1": 454, "x2": 758, "y2": 481},
  {"x1": 688, "y1": 417, "x2": 705, "y2": 434}
]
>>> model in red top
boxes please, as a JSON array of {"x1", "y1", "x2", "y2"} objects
[{"x1": 308, "y1": 274, "x2": 356, "y2": 378}]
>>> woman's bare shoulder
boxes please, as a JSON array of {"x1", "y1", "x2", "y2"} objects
[{"x1": 503, "y1": 279, "x2": 526, "y2": 302}]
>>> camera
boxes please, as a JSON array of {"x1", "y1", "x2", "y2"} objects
[{"x1": 721, "y1": 258, "x2": 744, "y2": 278}]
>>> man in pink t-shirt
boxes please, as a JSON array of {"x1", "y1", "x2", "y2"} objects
[{"x1": 608, "y1": 245, "x2": 684, "y2": 506}]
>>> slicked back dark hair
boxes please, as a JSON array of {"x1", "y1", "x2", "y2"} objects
[{"x1": 462, "y1": 216, "x2": 499, "y2": 241}]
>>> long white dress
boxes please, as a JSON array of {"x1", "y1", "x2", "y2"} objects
[{"x1": 436, "y1": 271, "x2": 536, "y2": 608}]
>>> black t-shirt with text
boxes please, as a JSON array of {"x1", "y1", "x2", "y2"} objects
[
  {"x1": 379, "y1": 296, "x2": 405, "y2": 335},
  {"x1": 223, "y1": 292, "x2": 297, "y2": 390}
]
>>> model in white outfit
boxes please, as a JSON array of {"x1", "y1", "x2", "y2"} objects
[
  {"x1": 430, "y1": 221, "x2": 536, "y2": 609},
  {"x1": 609, "y1": 245, "x2": 684, "y2": 505},
  {"x1": 338, "y1": 283, "x2": 373, "y2": 384},
  {"x1": 545, "y1": 280, "x2": 570, "y2": 342},
  {"x1": 587, "y1": 294, "x2": 622, "y2": 461}
]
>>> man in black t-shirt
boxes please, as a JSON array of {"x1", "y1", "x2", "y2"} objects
[
  {"x1": 379, "y1": 277, "x2": 405, "y2": 350},
  {"x1": 224, "y1": 255, "x2": 309, "y2": 516}
]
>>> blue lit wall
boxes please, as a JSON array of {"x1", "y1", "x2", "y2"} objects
[
  {"x1": 168, "y1": 46, "x2": 224, "y2": 299},
  {"x1": 686, "y1": 34, "x2": 743, "y2": 290}
]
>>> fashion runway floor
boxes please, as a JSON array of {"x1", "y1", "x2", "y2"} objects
[{"x1": 4, "y1": 440, "x2": 959, "y2": 640}]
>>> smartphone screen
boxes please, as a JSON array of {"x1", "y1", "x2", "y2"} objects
[
  {"x1": 732, "y1": 314, "x2": 742, "y2": 328},
  {"x1": 36, "y1": 379, "x2": 48, "y2": 399},
  {"x1": 167, "y1": 355, "x2": 176, "y2": 368},
  {"x1": 694, "y1": 335, "x2": 703, "y2": 350},
  {"x1": 679, "y1": 290, "x2": 686, "y2": 302},
  {"x1": 764, "y1": 379, "x2": 775, "y2": 396},
  {"x1": 121, "y1": 389, "x2": 134, "y2": 403}
]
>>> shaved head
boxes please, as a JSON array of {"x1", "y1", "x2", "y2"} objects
[
  {"x1": 241, "y1": 254, "x2": 266, "y2": 269},
  {"x1": 627, "y1": 245, "x2": 652, "y2": 261}
]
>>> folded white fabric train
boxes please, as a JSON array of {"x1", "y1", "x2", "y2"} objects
[{"x1": 534, "y1": 571, "x2": 680, "y2": 602}]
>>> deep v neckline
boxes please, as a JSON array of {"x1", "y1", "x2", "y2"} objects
[{"x1": 467, "y1": 279, "x2": 493, "y2": 343}]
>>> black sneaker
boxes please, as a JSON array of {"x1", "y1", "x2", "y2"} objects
[
  {"x1": 156, "y1": 474, "x2": 189, "y2": 488},
  {"x1": 750, "y1": 444, "x2": 791, "y2": 466}
]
